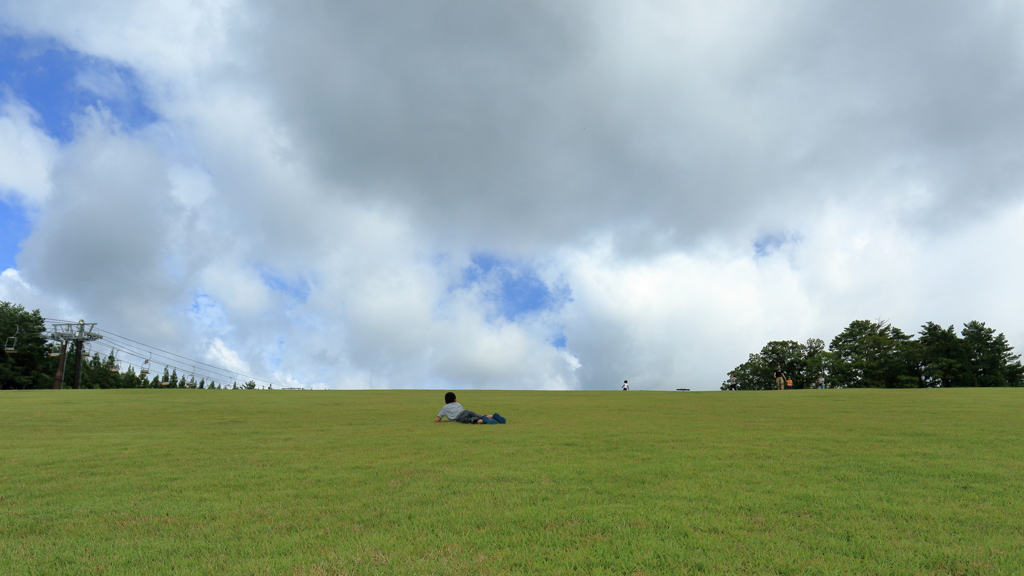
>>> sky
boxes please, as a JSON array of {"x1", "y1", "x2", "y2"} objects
[{"x1": 1, "y1": 0, "x2": 1023, "y2": 390}]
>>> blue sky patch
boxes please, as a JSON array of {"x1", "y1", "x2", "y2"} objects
[
  {"x1": 0, "y1": 34, "x2": 157, "y2": 142},
  {"x1": 189, "y1": 293, "x2": 231, "y2": 333},
  {"x1": 0, "y1": 198, "x2": 31, "y2": 270},
  {"x1": 551, "y1": 331, "x2": 567, "y2": 349},
  {"x1": 264, "y1": 337, "x2": 284, "y2": 372},
  {"x1": 261, "y1": 270, "x2": 311, "y2": 303},
  {"x1": 461, "y1": 253, "x2": 570, "y2": 322},
  {"x1": 753, "y1": 232, "x2": 801, "y2": 258}
]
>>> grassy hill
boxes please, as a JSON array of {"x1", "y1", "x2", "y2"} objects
[{"x1": 1, "y1": 388, "x2": 1022, "y2": 575}]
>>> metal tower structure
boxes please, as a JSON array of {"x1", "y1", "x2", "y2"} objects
[{"x1": 49, "y1": 320, "x2": 103, "y2": 389}]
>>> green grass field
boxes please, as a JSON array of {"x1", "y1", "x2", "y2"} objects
[{"x1": 1, "y1": 389, "x2": 1022, "y2": 575}]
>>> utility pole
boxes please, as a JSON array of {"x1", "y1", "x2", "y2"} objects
[
  {"x1": 49, "y1": 321, "x2": 103, "y2": 389},
  {"x1": 52, "y1": 340, "x2": 68, "y2": 389}
]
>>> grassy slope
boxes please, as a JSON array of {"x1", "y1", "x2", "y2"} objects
[{"x1": 1, "y1": 389, "x2": 1022, "y2": 575}]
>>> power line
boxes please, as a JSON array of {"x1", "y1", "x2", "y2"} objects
[
  {"x1": 101, "y1": 329, "x2": 279, "y2": 386},
  {"x1": 98, "y1": 333, "x2": 258, "y2": 384},
  {"x1": 43, "y1": 318, "x2": 280, "y2": 387}
]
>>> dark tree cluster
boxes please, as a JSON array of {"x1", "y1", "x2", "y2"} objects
[
  {"x1": 723, "y1": 319, "x2": 1024, "y2": 390},
  {"x1": 1, "y1": 301, "x2": 257, "y2": 390},
  {"x1": 0, "y1": 302, "x2": 51, "y2": 390}
]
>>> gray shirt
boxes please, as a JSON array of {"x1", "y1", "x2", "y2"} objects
[{"x1": 437, "y1": 402, "x2": 465, "y2": 420}]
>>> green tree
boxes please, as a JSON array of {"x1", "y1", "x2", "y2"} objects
[
  {"x1": 918, "y1": 322, "x2": 971, "y2": 387},
  {"x1": 827, "y1": 320, "x2": 920, "y2": 388},
  {"x1": 87, "y1": 349, "x2": 125, "y2": 389},
  {"x1": 804, "y1": 338, "x2": 827, "y2": 387},
  {"x1": 724, "y1": 340, "x2": 810, "y2": 390},
  {"x1": 103, "y1": 350, "x2": 119, "y2": 387},
  {"x1": 244, "y1": 380, "x2": 257, "y2": 389},
  {"x1": 122, "y1": 366, "x2": 141, "y2": 389},
  {"x1": 84, "y1": 351, "x2": 106, "y2": 388},
  {"x1": 960, "y1": 321, "x2": 1023, "y2": 387},
  {"x1": 0, "y1": 302, "x2": 52, "y2": 390},
  {"x1": 730, "y1": 318, "x2": 1024, "y2": 391}
]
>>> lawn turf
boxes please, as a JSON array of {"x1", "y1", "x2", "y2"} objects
[{"x1": 1, "y1": 388, "x2": 1022, "y2": 575}]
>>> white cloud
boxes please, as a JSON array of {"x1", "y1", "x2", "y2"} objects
[
  {"x1": 0, "y1": 268, "x2": 79, "y2": 321},
  {"x1": 0, "y1": 268, "x2": 35, "y2": 305},
  {"x1": 0, "y1": 0, "x2": 243, "y2": 79},
  {"x1": 75, "y1": 64, "x2": 129, "y2": 101},
  {"x1": 205, "y1": 337, "x2": 249, "y2": 374},
  {"x1": 167, "y1": 164, "x2": 214, "y2": 207},
  {"x1": 0, "y1": 98, "x2": 58, "y2": 203},
  {"x1": 2, "y1": 1, "x2": 1024, "y2": 390}
]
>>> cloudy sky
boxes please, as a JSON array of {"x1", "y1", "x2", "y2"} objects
[{"x1": 1, "y1": 0, "x2": 1023, "y2": 390}]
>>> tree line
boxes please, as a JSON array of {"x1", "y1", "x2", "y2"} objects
[
  {"x1": 1, "y1": 301, "x2": 257, "y2": 390},
  {"x1": 723, "y1": 319, "x2": 1024, "y2": 390}
]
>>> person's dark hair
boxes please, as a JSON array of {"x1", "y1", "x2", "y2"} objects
[{"x1": 445, "y1": 392, "x2": 456, "y2": 404}]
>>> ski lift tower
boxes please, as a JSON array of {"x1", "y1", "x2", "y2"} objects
[{"x1": 49, "y1": 320, "x2": 103, "y2": 390}]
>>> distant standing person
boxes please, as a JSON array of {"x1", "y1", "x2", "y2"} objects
[
  {"x1": 774, "y1": 365, "x2": 786, "y2": 390},
  {"x1": 622, "y1": 380, "x2": 629, "y2": 391}
]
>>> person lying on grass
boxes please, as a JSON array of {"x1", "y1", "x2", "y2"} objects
[{"x1": 435, "y1": 392, "x2": 507, "y2": 424}]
